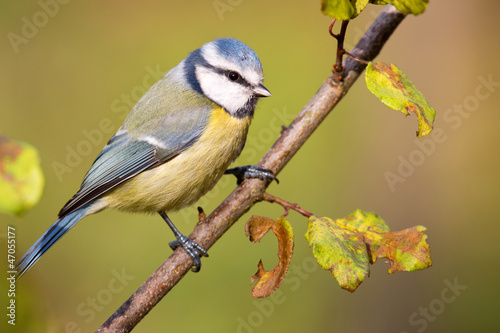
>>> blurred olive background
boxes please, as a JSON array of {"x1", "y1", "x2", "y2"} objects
[{"x1": 2, "y1": 1, "x2": 499, "y2": 332}]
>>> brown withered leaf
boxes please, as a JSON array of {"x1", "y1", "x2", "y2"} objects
[
  {"x1": 248, "y1": 216, "x2": 294, "y2": 298},
  {"x1": 245, "y1": 215, "x2": 275, "y2": 242}
]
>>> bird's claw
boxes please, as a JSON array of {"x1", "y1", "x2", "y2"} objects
[
  {"x1": 225, "y1": 165, "x2": 279, "y2": 185},
  {"x1": 169, "y1": 235, "x2": 208, "y2": 272}
]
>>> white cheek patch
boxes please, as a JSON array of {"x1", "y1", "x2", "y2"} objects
[{"x1": 196, "y1": 65, "x2": 249, "y2": 114}]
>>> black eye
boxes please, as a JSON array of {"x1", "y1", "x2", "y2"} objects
[{"x1": 227, "y1": 71, "x2": 240, "y2": 81}]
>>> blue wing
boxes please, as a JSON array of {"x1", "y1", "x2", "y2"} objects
[{"x1": 58, "y1": 72, "x2": 214, "y2": 218}]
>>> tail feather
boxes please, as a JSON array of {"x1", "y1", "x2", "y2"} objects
[{"x1": 16, "y1": 205, "x2": 90, "y2": 279}]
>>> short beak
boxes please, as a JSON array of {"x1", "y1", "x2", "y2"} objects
[{"x1": 253, "y1": 83, "x2": 272, "y2": 97}]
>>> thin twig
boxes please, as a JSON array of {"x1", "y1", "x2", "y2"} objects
[
  {"x1": 261, "y1": 193, "x2": 313, "y2": 218},
  {"x1": 96, "y1": 5, "x2": 406, "y2": 333}
]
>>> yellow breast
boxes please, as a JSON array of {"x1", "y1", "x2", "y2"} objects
[{"x1": 103, "y1": 107, "x2": 252, "y2": 213}]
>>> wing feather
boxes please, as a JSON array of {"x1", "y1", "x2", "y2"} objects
[{"x1": 58, "y1": 67, "x2": 214, "y2": 218}]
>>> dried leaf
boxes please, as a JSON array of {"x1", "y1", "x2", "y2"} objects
[
  {"x1": 245, "y1": 215, "x2": 275, "y2": 242},
  {"x1": 249, "y1": 217, "x2": 294, "y2": 298}
]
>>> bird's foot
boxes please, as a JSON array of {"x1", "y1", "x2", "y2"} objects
[
  {"x1": 225, "y1": 165, "x2": 279, "y2": 185},
  {"x1": 169, "y1": 235, "x2": 208, "y2": 272}
]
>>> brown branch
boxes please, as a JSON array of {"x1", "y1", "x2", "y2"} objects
[{"x1": 96, "y1": 5, "x2": 406, "y2": 333}]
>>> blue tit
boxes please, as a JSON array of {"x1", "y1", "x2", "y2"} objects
[{"x1": 16, "y1": 38, "x2": 276, "y2": 278}]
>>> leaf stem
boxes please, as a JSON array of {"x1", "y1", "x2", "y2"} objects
[
  {"x1": 343, "y1": 50, "x2": 369, "y2": 65},
  {"x1": 261, "y1": 193, "x2": 313, "y2": 218},
  {"x1": 329, "y1": 19, "x2": 339, "y2": 38},
  {"x1": 329, "y1": 19, "x2": 350, "y2": 80}
]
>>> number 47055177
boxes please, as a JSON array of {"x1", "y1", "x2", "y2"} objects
[{"x1": 7, "y1": 226, "x2": 16, "y2": 270}]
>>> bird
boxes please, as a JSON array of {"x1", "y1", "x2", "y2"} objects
[{"x1": 16, "y1": 37, "x2": 276, "y2": 278}]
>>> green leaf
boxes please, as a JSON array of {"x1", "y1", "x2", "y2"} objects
[
  {"x1": 0, "y1": 136, "x2": 44, "y2": 216},
  {"x1": 305, "y1": 211, "x2": 432, "y2": 292},
  {"x1": 335, "y1": 209, "x2": 391, "y2": 234},
  {"x1": 321, "y1": 0, "x2": 369, "y2": 20},
  {"x1": 305, "y1": 216, "x2": 369, "y2": 292},
  {"x1": 369, "y1": 0, "x2": 429, "y2": 15},
  {"x1": 365, "y1": 62, "x2": 436, "y2": 137}
]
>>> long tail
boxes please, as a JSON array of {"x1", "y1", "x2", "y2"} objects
[{"x1": 16, "y1": 204, "x2": 91, "y2": 279}]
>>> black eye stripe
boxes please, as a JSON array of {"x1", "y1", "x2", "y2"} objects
[
  {"x1": 209, "y1": 66, "x2": 251, "y2": 88},
  {"x1": 196, "y1": 60, "x2": 253, "y2": 89},
  {"x1": 225, "y1": 69, "x2": 251, "y2": 87}
]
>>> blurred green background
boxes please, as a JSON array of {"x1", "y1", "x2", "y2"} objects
[{"x1": 2, "y1": 1, "x2": 499, "y2": 332}]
